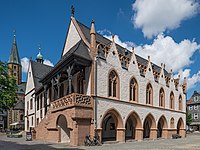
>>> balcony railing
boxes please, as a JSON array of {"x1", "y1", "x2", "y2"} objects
[{"x1": 51, "y1": 93, "x2": 93, "y2": 112}]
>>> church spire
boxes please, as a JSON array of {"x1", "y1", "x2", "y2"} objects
[{"x1": 8, "y1": 30, "x2": 21, "y2": 65}]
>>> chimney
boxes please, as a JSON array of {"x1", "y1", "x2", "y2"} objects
[{"x1": 90, "y1": 20, "x2": 96, "y2": 49}]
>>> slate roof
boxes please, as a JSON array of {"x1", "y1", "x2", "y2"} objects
[
  {"x1": 8, "y1": 36, "x2": 21, "y2": 65},
  {"x1": 13, "y1": 100, "x2": 24, "y2": 110},
  {"x1": 30, "y1": 61, "x2": 53, "y2": 90},
  {"x1": 76, "y1": 19, "x2": 171, "y2": 77},
  {"x1": 16, "y1": 82, "x2": 26, "y2": 94}
]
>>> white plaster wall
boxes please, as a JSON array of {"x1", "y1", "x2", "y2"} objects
[
  {"x1": 62, "y1": 21, "x2": 81, "y2": 56},
  {"x1": 96, "y1": 44, "x2": 186, "y2": 112}
]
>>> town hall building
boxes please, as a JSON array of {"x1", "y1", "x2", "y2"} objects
[{"x1": 25, "y1": 11, "x2": 186, "y2": 146}]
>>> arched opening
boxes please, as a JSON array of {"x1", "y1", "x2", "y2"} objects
[
  {"x1": 179, "y1": 95, "x2": 182, "y2": 111},
  {"x1": 157, "y1": 116, "x2": 168, "y2": 138},
  {"x1": 170, "y1": 92, "x2": 174, "y2": 109},
  {"x1": 125, "y1": 112, "x2": 141, "y2": 141},
  {"x1": 170, "y1": 118, "x2": 174, "y2": 128},
  {"x1": 108, "y1": 70, "x2": 119, "y2": 98},
  {"x1": 177, "y1": 118, "x2": 184, "y2": 135},
  {"x1": 146, "y1": 83, "x2": 153, "y2": 105},
  {"x1": 101, "y1": 109, "x2": 123, "y2": 142},
  {"x1": 129, "y1": 77, "x2": 138, "y2": 102},
  {"x1": 143, "y1": 114, "x2": 156, "y2": 139},
  {"x1": 56, "y1": 114, "x2": 70, "y2": 143},
  {"x1": 159, "y1": 88, "x2": 165, "y2": 107}
]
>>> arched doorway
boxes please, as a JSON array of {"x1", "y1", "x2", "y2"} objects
[
  {"x1": 101, "y1": 109, "x2": 123, "y2": 142},
  {"x1": 125, "y1": 112, "x2": 142, "y2": 140},
  {"x1": 57, "y1": 115, "x2": 70, "y2": 143},
  {"x1": 177, "y1": 117, "x2": 184, "y2": 135},
  {"x1": 143, "y1": 114, "x2": 156, "y2": 139},
  {"x1": 157, "y1": 116, "x2": 168, "y2": 138}
]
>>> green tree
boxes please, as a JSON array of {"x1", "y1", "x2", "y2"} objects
[
  {"x1": 0, "y1": 61, "x2": 17, "y2": 110},
  {"x1": 186, "y1": 110, "x2": 192, "y2": 126}
]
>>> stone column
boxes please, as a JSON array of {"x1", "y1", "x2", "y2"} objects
[
  {"x1": 67, "y1": 65, "x2": 73, "y2": 94},
  {"x1": 162, "y1": 128, "x2": 168, "y2": 138},
  {"x1": 96, "y1": 128, "x2": 102, "y2": 143},
  {"x1": 51, "y1": 79, "x2": 54, "y2": 101},
  {"x1": 135, "y1": 128, "x2": 143, "y2": 141},
  {"x1": 117, "y1": 128, "x2": 125, "y2": 142},
  {"x1": 179, "y1": 128, "x2": 186, "y2": 137},
  {"x1": 150, "y1": 128, "x2": 157, "y2": 140},
  {"x1": 44, "y1": 85, "x2": 47, "y2": 115}
]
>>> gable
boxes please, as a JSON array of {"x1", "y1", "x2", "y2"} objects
[{"x1": 62, "y1": 20, "x2": 81, "y2": 56}]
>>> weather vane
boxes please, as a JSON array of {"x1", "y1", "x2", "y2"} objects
[
  {"x1": 38, "y1": 44, "x2": 41, "y2": 53},
  {"x1": 71, "y1": 5, "x2": 75, "y2": 17},
  {"x1": 13, "y1": 29, "x2": 16, "y2": 37}
]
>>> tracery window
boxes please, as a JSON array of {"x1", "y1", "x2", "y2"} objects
[
  {"x1": 77, "y1": 72, "x2": 84, "y2": 94},
  {"x1": 130, "y1": 77, "x2": 138, "y2": 102},
  {"x1": 179, "y1": 95, "x2": 182, "y2": 111},
  {"x1": 159, "y1": 88, "x2": 165, "y2": 107},
  {"x1": 170, "y1": 92, "x2": 174, "y2": 109},
  {"x1": 146, "y1": 83, "x2": 153, "y2": 105},
  {"x1": 109, "y1": 70, "x2": 119, "y2": 98}
]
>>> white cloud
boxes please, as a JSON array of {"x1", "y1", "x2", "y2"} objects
[
  {"x1": 174, "y1": 69, "x2": 200, "y2": 90},
  {"x1": 21, "y1": 57, "x2": 54, "y2": 73},
  {"x1": 132, "y1": 0, "x2": 199, "y2": 38},
  {"x1": 135, "y1": 34, "x2": 200, "y2": 72},
  {"x1": 44, "y1": 59, "x2": 54, "y2": 67},
  {"x1": 97, "y1": 29, "x2": 112, "y2": 35},
  {"x1": 21, "y1": 57, "x2": 29, "y2": 73}
]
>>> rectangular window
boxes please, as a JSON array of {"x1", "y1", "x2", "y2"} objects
[
  {"x1": 194, "y1": 113, "x2": 198, "y2": 119},
  {"x1": 30, "y1": 99, "x2": 33, "y2": 110},
  {"x1": 194, "y1": 105, "x2": 198, "y2": 110},
  {"x1": 194, "y1": 97, "x2": 198, "y2": 102},
  {"x1": 37, "y1": 97, "x2": 39, "y2": 111},
  {"x1": 189, "y1": 106, "x2": 193, "y2": 110}
]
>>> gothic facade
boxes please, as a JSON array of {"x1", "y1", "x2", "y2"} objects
[{"x1": 25, "y1": 14, "x2": 186, "y2": 146}]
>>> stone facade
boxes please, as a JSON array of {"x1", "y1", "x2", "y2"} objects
[{"x1": 25, "y1": 14, "x2": 186, "y2": 146}]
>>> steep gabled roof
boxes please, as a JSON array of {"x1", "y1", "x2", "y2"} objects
[
  {"x1": 30, "y1": 60, "x2": 53, "y2": 90},
  {"x1": 8, "y1": 35, "x2": 21, "y2": 65},
  {"x1": 76, "y1": 19, "x2": 172, "y2": 77}
]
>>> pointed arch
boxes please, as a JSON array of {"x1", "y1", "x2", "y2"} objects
[
  {"x1": 159, "y1": 88, "x2": 165, "y2": 107},
  {"x1": 125, "y1": 111, "x2": 142, "y2": 140},
  {"x1": 179, "y1": 95, "x2": 182, "y2": 111},
  {"x1": 157, "y1": 115, "x2": 168, "y2": 138},
  {"x1": 143, "y1": 113, "x2": 156, "y2": 139},
  {"x1": 108, "y1": 69, "x2": 120, "y2": 98},
  {"x1": 101, "y1": 108, "x2": 123, "y2": 142},
  {"x1": 170, "y1": 117, "x2": 174, "y2": 128},
  {"x1": 129, "y1": 77, "x2": 138, "y2": 102},
  {"x1": 146, "y1": 83, "x2": 153, "y2": 105},
  {"x1": 177, "y1": 117, "x2": 185, "y2": 137},
  {"x1": 170, "y1": 92, "x2": 174, "y2": 109}
]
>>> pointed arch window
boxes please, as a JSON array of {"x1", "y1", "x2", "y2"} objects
[
  {"x1": 170, "y1": 118, "x2": 174, "y2": 128},
  {"x1": 159, "y1": 88, "x2": 165, "y2": 107},
  {"x1": 109, "y1": 70, "x2": 119, "y2": 98},
  {"x1": 146, "y1": 83, "x2": 153, "y2": 105},
  {"x1": 170, "y1": 92, "x2": 174, "y2": 109},
  {"x1": 130, "y1": 77, "x2": 138, "y2": 102},
  {"x1": 179, "y1": 95, "x2": 182, "y2": 111}
]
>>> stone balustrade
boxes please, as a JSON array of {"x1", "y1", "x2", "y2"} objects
[{"x1": 51, "y1": 93, "x2": 93, "y2": 112}]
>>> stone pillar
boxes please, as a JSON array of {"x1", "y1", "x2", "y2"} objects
[
  {"x1": 51, "y1": 79, "x2": 54, "y2": 101},
  {"x1": 68, "y1": 75, "x2": 72, "y2": 94},
  {"x1": 162, "y1": 128, "x2": 168, "y2": 138},
  {"x1": 167, "y1": 129, "x2": 176, "y2": 138},
  {"x1": 135, "y1": 128, "x2": 143, "y2": 141},
  {"x1": 150, "y1": 128, "x2": 157, "y2": 140},
  {"x1": 117, "y1": 128, "x2": 125, "y2": 142},
  {"x1": 96, "y1": 128, "x2": 102, "y2": 143},
  {"x1": 179, "y1": 128, "x2": 186, "y2": 138}
]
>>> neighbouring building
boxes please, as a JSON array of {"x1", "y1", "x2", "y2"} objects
[
  {"x1": 7, "y1": 33, "x2": 26, "y2": 130},
  {"x1": 187, "y1": 91, "x2": 200, "y2": 131},
  {"x1": 25, "y1": 11, "x2": 186, "y2": 146}
]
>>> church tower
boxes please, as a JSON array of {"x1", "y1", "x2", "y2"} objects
[
  {"x1": 36, "y1": 47, "x2": 44, "y2": 64},
  {"x1": 8, "y1": 32, "x2": 22, "y2": 85}
]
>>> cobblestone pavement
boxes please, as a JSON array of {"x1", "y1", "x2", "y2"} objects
[{"x1": 1, "y1": 133, "x2": 200, "y2": 150}]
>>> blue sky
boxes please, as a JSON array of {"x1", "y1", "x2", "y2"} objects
[{"x1": 0, "y1": 0, "x2": 200, "y2": 99}]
